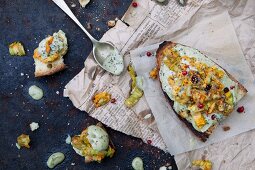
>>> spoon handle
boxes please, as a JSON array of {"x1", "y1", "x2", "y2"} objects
[{"x1": 52, "y1": 0, "x2": 98, "y2": 44}]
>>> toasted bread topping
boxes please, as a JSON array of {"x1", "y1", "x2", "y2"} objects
[
  {"x1": 93, "y1": 92, "x2": 111, "y2": 108},
  {"x1": 192, "y1": 160, "x2": 212, "y2": 170},
  {"x1": 149, "y1": 67, "x2": 158, "y2": 79},
  {"x1": 125, "y1": 65, "x2": 144, "y2": 107},
  {"x1": 159, "y1": 44, "x2": 244, "y2": 132},
  {"x1": 33, "y1": 30, "x2": 67, "y2": 64}
]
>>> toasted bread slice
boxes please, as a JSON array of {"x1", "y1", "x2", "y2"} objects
[
  {"x1": 34, "y1": 58, "x2": 66, "y2": 77},
  {"x1": 156, "y1": 41, "x2": 247, "y2": 142},
  {"x1": 33, "y1": 30, "x2": 68, "y2": 77}
]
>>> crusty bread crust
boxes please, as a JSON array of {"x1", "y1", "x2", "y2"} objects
[
  {"x1": 34, "y1": 58, "x2": 66, "y2": 77},
  {"x1": 156, "y1": 41, "x2": 247, "y2": 142}
]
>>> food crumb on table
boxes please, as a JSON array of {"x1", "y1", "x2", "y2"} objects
[
  {"x1": 222, "y1": 126, "x2": 230, "y2": 131},
  {"x1": 30, "y1": 122, "x2": 39, "y2": 131}
]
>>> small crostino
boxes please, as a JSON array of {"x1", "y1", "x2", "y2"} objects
[
  {"x1": 33, "y1": 30, "x2": 68, "y2": 77},
  {"x1": 156, "y1": 41, "x2": 247, "y2": 142},
  {"x1": 71, "y1": 123, "x2": 115, "y2": 163}
]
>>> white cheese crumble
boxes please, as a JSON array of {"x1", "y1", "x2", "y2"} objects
[
  {"x1": 30, "y1": 122, "x2": 39, "y2": 131},
  {"x1": 16, "y1": 143, "x2": 21, "y2": 149},
  {"x1": 65, "y1": 135, "x2": 71, "y2": 144}
]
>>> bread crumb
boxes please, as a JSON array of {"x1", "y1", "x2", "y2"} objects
[
  {"x1": 71, "y1": 3, "x2": 76, "y2": 7},
  {"x1": 87, "y1": 23, "x2": 92, "y2": 30},
  {"x1": 79, "y1": 0, "x2": 90, "y2": 8},
  {"x1": 71, "y1": 162, "x2": 75, "y2": 166},
  {"x1": 107, "y1": 20, "x2": 116, "y2": 27},
  {"x1": 21, "y1": 73, "x2": 24, "y2": 76},
  {"x1": 65, "y1": 134, "x2": 71, "y2": 144},
  {"x1": 16, "y1": 143, "x2": 21, "y2": 149},
  {"x1": 30, "y1": 122, "x2": 39, "y2": 131},
  {"x1": 223, "y1": 126, "x2": 230, "y2": 131}
]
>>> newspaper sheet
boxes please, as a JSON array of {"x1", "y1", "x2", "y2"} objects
[{"x1": 64, "y1": 0, "x2": 255, "y2": 169}]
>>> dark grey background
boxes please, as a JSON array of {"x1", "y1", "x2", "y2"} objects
[{"x1": 0, "y1": 0, "x2": 177, "y2": 169}]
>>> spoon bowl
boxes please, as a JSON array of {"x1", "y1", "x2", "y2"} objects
[
  {"x1": 52, "y1": 0, "x2": 124, "y2": 75},
  {"x1": 93, "y1": 41, "x2": 124, "y2": 75}
]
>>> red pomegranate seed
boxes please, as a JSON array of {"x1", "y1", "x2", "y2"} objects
[
  {"x1": 230, "y1": 86, "x2": 235, "y2": 89},
  {"x1": 132, "y1": 2, "x2": 138, "y2": 7},
  {"x1": 198, "y1": 103, "x2": 204, "y2": 109},
  {"x1": 146, "y1": 51, "x2": 152, "y2": 57},
  {"x1": 182, "y1": 71, "x2": 188, "y2": 75},
  {"x1": 147, "y1": 140, "x2": 152, "y2": 145},
  {"x1": 211, "y1": 114, "x2": 216, "y2": 120},
  {"x1": 111, "y1": 98, "x2": 116, "y2": 104},
  {"x1": 237, "y1": 106, "x2": 244, "y2": 113}
]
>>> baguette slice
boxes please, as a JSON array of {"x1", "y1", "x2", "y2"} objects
[
  {"x1": 33, "y1": 30, "x2": 67, "y2": 77},
  {"x1": 156, "y1": 41, "x2": 247, "y2": 142}
]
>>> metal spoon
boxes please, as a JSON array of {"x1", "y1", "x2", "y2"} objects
[{"x1": 52, "y1": 0, "x2": 124, "y2": 75}]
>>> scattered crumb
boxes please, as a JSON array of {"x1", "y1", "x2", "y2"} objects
[
  {"x1": 96, "y1": 27, "x2": 101, "y2": 31},
  {"x1": 65, "y1": 135, "x2": 71, "y2": 144},
  {"x1": 79, "y1": 0, "x2": 90, "y2": 8},
  {"x1": 71, "y1": 163, "x2": 75, "y2": 166},
  {"x1": 87, "y1": 23, "x2": 92, "y2": 30},
  {"x1": 20, "y1": 73, "x2": 24, "y2": 76},
  {"x1": 71, "y1": 3, "x2": 76, "y2": 7},
  {"x1": 149, "y1": 67, "x2": 158, "y2": 79},
  {"x1": 107, "y1": 20, "x2": 116, "y2": 27},
  {"x1": 56, "y1": 91, "x2": 60, "y2": 95},
  {"x1": 223, "y1": 126, "x2": 230, "y2": 131},
  {"x1": 30, "y1": 122, "x2": 39, "y2": 131},
  {"x1": 192, "y1": 160, "x2": 212, "y2": 170},
  {"x1": 67, "y1": 122, "x2": 70, "y2": 126},
  {"x1": 16, "y1": 143, "x2": 21, "y2": 149},
  {"x1": 144, "y1": 114, "x2": 151, "y2": 119},
  {"x1": 131, "y1": 11, "x2": 137, "y2": 17},
  {"x1": 110, "y1": 98, "x2": 116, "y2": 104}
]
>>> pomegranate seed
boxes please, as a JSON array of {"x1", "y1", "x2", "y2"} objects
[
  {"x1": 147, "y1": 140, "x2": 152, "y2": 145},
  {"x1": 111, "y1": 98, "x2": 116, "y2": 104},
  {"x1": 184, "y1": 65, "x2": 189, "y2": 68},
  {"x1": 230, "y1": 86, "x2": 235, "y2": 89},
  {"x1": 198, "y1": 103, "x2": 204, "y2": 109},
  {"x1": 211, "y1": 114, "x2": 216, "y2": 120},
  {"x1": 132, "y1": 2, "x2": 138, "y2": 7},
  {"x1": 146, "y1": 51, "x2": 152, "y2": 57},
  {"x1": 182, "y1": 71, "x2": 188, "y2": 75},
  {"x1": 237, "y1": 106, "x2": 244, "y2": 113}
]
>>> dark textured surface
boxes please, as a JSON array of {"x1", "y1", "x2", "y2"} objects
[{"x1": 0, "y1": 0, "x2": 177, "y2": 169}]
